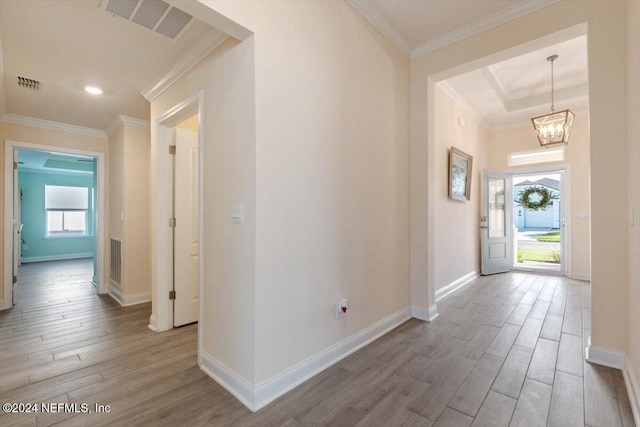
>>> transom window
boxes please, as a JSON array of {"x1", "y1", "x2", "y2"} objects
[
  {"x1": 45, "y1": 185, "x2": 88, "y2": 236},
  {"x1": 507, "y1": 147, "x2": 565, "y2": 167}
]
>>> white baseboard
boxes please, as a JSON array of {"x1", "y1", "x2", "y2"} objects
[
  {"x1": 585, "y1": 339, "x2": 626, "y2": 369},
  {"x1": 571, "y1": 272, "x2": 591, "y2": 281},
  {"x1": 253, "y1": 307, "x2": 411, "y2": 410},
  {"x1": 200, "y1": 307, "x2": 411, "y2": 412},
  {"x1": 107, "y1": 285, "x2": 151, "y2": 307},
  {"x1": 436, "y1": 270, "x2": 480, "y2": 302},
  {"x1": 21, "y1": 252, "x2": 94, "y2": 263},
  {"x1": 148, "y1": 314, "x2": 158, "y2": 332},
  {"x1": 200, "y1": 352, "x2": 256, "y2": 410},
  {"x1": 411, "y1": 305, "x2": 439, "y2": 322},
  {"x1": 623, "y1": 358, "x2": 640, "y2": 426}
]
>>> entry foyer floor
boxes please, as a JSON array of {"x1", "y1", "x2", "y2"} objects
[{"x1": 0, "y1": 259, "x2": 634, "y2": 426}]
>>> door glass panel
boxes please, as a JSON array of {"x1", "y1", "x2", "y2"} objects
[{"x1": 489, "y1": 178, "x2": 505, "y2": 238}]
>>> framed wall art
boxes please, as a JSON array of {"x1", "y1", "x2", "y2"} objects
[{"x1": 449, "y1": 147, "x2": 473, "y2": 201}]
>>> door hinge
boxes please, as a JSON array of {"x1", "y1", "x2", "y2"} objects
[
  {"x1": 169, "y1": 290, "x2": 176, "y2": 300},
  {"x1": 13, "y1": 162, "x2": 17, "y2": 170},
  {"x1": 169, "y1": 145, "x2": 176, "y2": 155},
  {"x1": 169, "y1": 217, "x2": 176, "y2": 227},
  {"x1": 13, "y1": 275, "x2": 17, "y2": 284}
]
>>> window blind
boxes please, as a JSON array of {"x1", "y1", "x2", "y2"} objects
[{"x1": 45, "y1": 185, "x2": 88, "y2": 210}]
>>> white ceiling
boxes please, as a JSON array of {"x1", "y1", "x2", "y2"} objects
[
  {"x1": 440, "y1": 36, "x2": 588, "y2": 129},
  {"x1": 348, "y1": 0, "x2": 558, "y2": 58},
  {"x1": 0, "y1": 0, "x2": 226, "y2": 132},
  {"x1": 346, "y1": 0, "x2": 587, "y2": 128},
  {"x1": 1, "y1": 0, "x2": 584, "y2": 133}
]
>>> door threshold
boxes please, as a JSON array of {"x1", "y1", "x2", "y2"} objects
[{"x1": 513, "y1": 266, "x2": 564, "y2": 276}]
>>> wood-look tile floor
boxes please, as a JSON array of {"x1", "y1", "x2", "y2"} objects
[{"x1": 0, "y1": 260, "x2": 635, "y2": 426}]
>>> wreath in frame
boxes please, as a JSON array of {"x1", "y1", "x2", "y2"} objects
[{"x1": 518, "y1": 186, "x2": 554, "y2": 211}]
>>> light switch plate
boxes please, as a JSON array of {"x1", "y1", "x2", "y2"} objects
[{"x1": 231, "y1": 204, "x2": 243, "y2": 224}]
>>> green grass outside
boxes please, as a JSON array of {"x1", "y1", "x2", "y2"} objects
[
  {"x1": 518, "y1": 248, "x2": 560, "y2": 263},
  {"x1": 535, "y1": 231, "x2": 561, "y2": 243}
]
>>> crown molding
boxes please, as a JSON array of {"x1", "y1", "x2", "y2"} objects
[
  {"x1": 141, "y1": 31, "x2": 229, "y2": 102},
  {"x1": 0, "y1": 113, "x2": 106, "y2": 139},
  {"x1": 411, "y1": 0, "x2": 559, "y2": 59},
  {"x1": 105, "y1": 115, "x2": 150, "y2": 138},
  {"x1": 104, "y1": 117, "x2": 124, "y2": 139},
  {"x1": 437, "y1": 81, "x2": 488, "y2": 129},
  {"x1": 346, "y1": 0, "x2": 412, "y2": 58},
  {"x1": 120, "y1": 115, "x2": 150, "y2": 129},
  {"x1": 483, "y1": 64, "x2": 588, "y2": 113},
  {"x1": 508, "y1": 83, "x2": 588, "y2": 112}
]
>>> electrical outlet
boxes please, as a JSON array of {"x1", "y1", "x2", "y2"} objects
[
  {"x1": 335, "y1": 303, "x2": 344, "y2": 319},
  {"x1": 335, "y1": 298, "x2": 348, "y2": 319}
]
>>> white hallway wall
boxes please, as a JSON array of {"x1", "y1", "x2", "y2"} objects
[
  {"x1": 248, "y1": 1, "x2": 410, "y2": 387},
  {"x1": 626, "y1": 0, "x2": 640, "y2": 412},
  {"x1": 167, "y1": 0, "x2": 410, "y2": 402},
  {"x1": 150, "y1": 37, "x2": 257, "y2": 384},
  {"x1": 108, "y1": 122, "x2": 151, "y2": 303},
  {"x1": 433, "y1": 85, "x2": 487, "y2": 293}
]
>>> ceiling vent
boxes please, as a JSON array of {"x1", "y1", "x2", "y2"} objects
[
  {"x1": 17, "y1": 76, "x2": 41, "y2": 90},
  {"x1": 99, "y1": 0, "x2": 194, "y2": 41}
]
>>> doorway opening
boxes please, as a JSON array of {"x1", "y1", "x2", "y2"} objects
[
  {"x1": 481, "y1": 167, "x2": 569, "y2": 277},
  {"x1": 513, "y1": 170, "x2": 564, "y2": 274},
  {"x1": 4, "y1": 140, "x2": 106, "y2": 310},
  {"x1": 151, "y1": 91, "x2": 203, "y2": 334},
  {"x1": 17, "y1": 148, "x2": 98, "y2": 304}
]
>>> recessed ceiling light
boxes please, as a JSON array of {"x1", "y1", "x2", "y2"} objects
[{"x1": 84, "y1": 86, "x2": 103, "y2": 95}]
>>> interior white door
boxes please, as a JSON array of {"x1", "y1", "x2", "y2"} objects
[
  {"x1": 481, "y1": 171, "x2": 513, "y2": 275},
  {"x1": 173, "y1": 128, "x2": 200, "y2": 327},
  {"x1": 12, "y1": 149, "x2": 20, "y2": 304}
]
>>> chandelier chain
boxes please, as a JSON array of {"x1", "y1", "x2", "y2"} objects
[{"x1": 550, "y1": 57, "x2": 555, "y2": 112}]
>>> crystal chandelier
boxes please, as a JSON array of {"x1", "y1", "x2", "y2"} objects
[{"x1": 531, "y1": 54, "x2": 575, "y2": 147}]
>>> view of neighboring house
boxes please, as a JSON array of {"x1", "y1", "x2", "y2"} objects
[{"x1": 513, "y1": 178, "x2": 561, "y2": 230}]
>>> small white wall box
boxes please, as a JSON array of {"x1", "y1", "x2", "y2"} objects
[
  {"x1": 231, "y1": 204, "x2": 243, "y2": 224},
  {"x1": 336, "y1": 298, "x2": 348, "y2": 319}
]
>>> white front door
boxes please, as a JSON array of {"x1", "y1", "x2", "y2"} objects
[
  {"x1": 12, "y1": 149, "x2": 20, "y2": 304},
  {"x1": 481, "y1": 171, "x2": 513, "y2": 275},
  {"x1": 173, "y1": 128, "x2": 200, "y2": 327}
]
